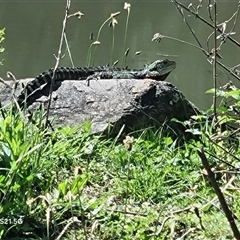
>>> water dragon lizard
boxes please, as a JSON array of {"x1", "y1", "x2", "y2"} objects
[{"x1": 16, "y1": 59, "x2": 176, "y2": 109}]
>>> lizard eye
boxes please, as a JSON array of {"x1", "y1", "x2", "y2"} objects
[{"x1": 151, "y1": 66, "x2": 158, "y2": 71}]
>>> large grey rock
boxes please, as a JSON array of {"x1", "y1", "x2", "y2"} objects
[{"x1": 0, "y1": 78, "x2": 201, "y2": 137}]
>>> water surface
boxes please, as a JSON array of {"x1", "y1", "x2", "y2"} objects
[{"x1": 0, "y1": 0, "x2": 239, "y2": 109}]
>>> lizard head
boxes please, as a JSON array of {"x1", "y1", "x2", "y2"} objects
[{"x1": 145, "y1": 59, "x2": 176, "y2": 81}]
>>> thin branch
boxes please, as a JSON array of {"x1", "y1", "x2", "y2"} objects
[
  {"x1": 171, "y1": 0, "x2": 240, "y2": 82},
  {"x1": 229, "y1": 4, "x2": 240, "y2": 33},
  {"x1": 155, "y1": 216, "x2": 171, "y2": 236},
  {"x1": 197, "y1": 148, "x2": 240, "y2": 239},
  {"x1": 45, "y1": 0, "x2": 71, "y2": 128},
  {"x1": 201, "y1": 176, "x2": 236, "y2": 210},
  {"x1": 213, "y1": 1, "x2": 217, "y2": 119},
  {"x1": 172, "y1": 0, "x2": 240, "y2": 48},
  {"x1": 55, "y1": 217, "x2": 81, "y2": 240},
  {"x1": 172, "y1": 1, "x2": 205, "y2": 53}
]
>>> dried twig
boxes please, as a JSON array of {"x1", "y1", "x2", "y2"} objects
[
  {"x1": 197, "y1": 148, "x2": 240, "y2": 239},
  {"x1": 203, "y1": 134, "x2": 240, "y2": 163},
  {"x1": 45, "y1": 0, "x2": 71, "y2": 128},
  {"x1": 201, "y1": 176, "x2": 236, "y2": 210},
  {"x1": 106, "y1": 209, "x2": 147, "y2": 217},
  {"x1": 0, "y1": 77, "x2": 11, "y2": 88},
  {"x1": 155, "y1": 216, "x2": 171, "y2": 236},
  {"x1": 55, "y1": 216, "x2": 81, "y2": 240},
  {"x1": 176, "y1": 227, "x2": 195, "y2": 240},
  {"x1": 172, "y1": 0, "x2": 240, "y2": 47},
  {"x1": 155, "y1": 206, "x2": 193, "y2": 236},
  {"x1": 212, "y1": 1, "x2": 217, "y2": 119},
  {"x1": 171, "y1": 0, "x2": 240, "y2": 82}
]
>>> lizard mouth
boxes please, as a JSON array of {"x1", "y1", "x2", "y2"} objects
[{"x1": 146, "y1": 72, "x2": 171, "y2": 81}]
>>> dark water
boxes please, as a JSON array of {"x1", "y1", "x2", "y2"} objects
[{"x1": 0, "y1": 0, "x2": 239, "y2": 109}]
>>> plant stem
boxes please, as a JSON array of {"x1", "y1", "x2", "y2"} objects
[
  {"x1": 92, "y1": 16, "x2": 113, "y2": 65},
  {"x1": 45, "y1": 0, "x2": 71, "y2": 128},
  {"x1": 86, "y1": 43, "x2": 93, "y2": 67},
  {"x1": 123, "y1": 8, "x2": 130, "y2": 66},
  {"x1": 111, "y1": 27, "x2": 115, "y2": 66},
  {"x1": 213, "y1": 1, "x2": 217, "y2": 120},
  {"x1": 64, "y1": 33, "x2": 74, "y2": 67}
]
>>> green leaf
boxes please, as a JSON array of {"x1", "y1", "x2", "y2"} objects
[
  {"x1": 206, "y1": 88, "x2": 215, "y2": 94},
  {"x1": 58, "y1": 182, "x2": 68, "y2": 195},
  {"x1": 26, "y1": 174, "x2": 34, "y2": 182},
  {"x1": 226, "y1": 90, "x2": 240, "y2": 100},
  {"x1": 12, "y1": 182, "x2": 20, "y2": 190},
  {"x1": 164, "y1": 137, "x2": 173, "y2": 146},
  {"x1": 71, "y1": 174, "x2": 88, "y2": 194},
  {"x1": 1, "y1": 142, "x2": 11, "y2": 157}
]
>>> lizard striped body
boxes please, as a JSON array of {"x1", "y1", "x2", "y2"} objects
[{"x1": 17, "y1": 59, "x2": 176, "y2": 109}]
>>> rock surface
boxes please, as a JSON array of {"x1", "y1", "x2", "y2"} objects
[{"x1": 0, "y1": 78, "x2": 201, "y2": 137}]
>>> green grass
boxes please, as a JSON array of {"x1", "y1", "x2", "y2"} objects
[{"x1": 0, "y1": 108, "x2": 240, "y2": 239}]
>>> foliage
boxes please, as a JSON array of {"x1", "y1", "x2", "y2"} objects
[{"x1": 0, "y1": 107, "x2": 239, "y2": 239}]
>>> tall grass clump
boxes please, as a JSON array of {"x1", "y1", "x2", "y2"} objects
[
  {"x1": 85, "y1": 2, "x2": 135, "y2": 67},
  {"x1": 86, "y1": 12, "x2": 120, "y2": 66},
  {"x1": 0, "y1": 108, "x2": 106, "y2": 238}
]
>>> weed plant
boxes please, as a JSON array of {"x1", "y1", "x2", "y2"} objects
[{"x1": 0, "y1": 105, "x2": 240, "y2": 239}]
